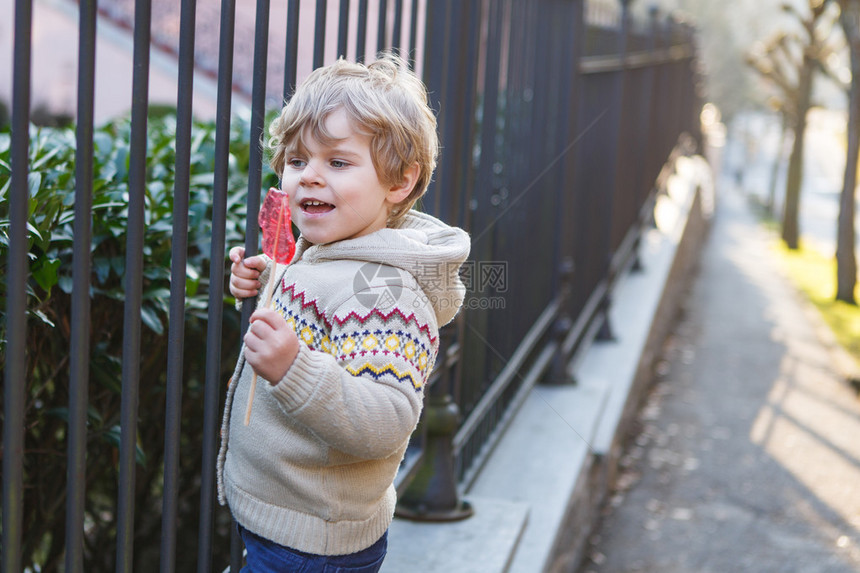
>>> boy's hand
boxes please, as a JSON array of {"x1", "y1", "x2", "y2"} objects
[
  {"x1": 244, "y1": 308, "x2": 299, "y2": 384},
  {"x1": 229, "y1": 246, "x2": 268, "y2": 299}
]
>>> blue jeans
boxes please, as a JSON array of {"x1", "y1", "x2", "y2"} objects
[{"x1": 238, "y1": 526, "x2": 387, "y2": 572}]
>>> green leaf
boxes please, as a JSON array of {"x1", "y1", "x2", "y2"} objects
[
  {"x1": 90, "y1": 349, "x2": 122, "y2": 393},
  {"x1": 49, "y1": 405, "x2": 103, "y2": 429},
  {"x1": 57, "y1": 275, "x2": 73, "y2": 294},
  {"x1": 31, "y1": 144, "x2": 64, "y2": 171},
  {"x1": 26, "y1": 221, "x2": 43, "y2": 243},
  {"x1": 93, "y1": 257, "x2": 111, "y2": 284},
  {"x1": 32, "y1": 258, "x2": 61, "y2": 291},
  {"x1": 104, "y1": 425, "x2": 147, "y2": 467},
  {"x1": 46, "y1": 407, "x2": 69, "y2": 422},
  {"x1": 148, "y1": 219, "x2": 173, "y2": 233},
  {"x1": 140, "y1": 305, "x2": 164, "y2": 335},
  {"x1": 32, "y1": 309, "x2": 55, "y2": 327},
  {"x1": 186, "y1": 275, "x2": 199, "y2": 298},
  {"x1": 189, "y1": 172, "x2": 215, "y2": 187},
  {"x1": 87, "y1": 406, "x2": 104, "y2": 425},
  {"x1": 27, "y1": 171, "x2": 42, "y2": 198}
]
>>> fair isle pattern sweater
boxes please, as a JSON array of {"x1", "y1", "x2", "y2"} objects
[{"x1": 217, "y1": 211, "x2": 470, "y2": 556}]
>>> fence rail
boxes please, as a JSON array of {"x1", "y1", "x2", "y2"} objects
[{"x1": 0, "y1": 0, "x2": 700, "y2": 570}]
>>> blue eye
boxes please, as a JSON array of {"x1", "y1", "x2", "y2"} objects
[
  {"x1": 331, "y1": 160, "x2": 348, "y2": 168},
  {"x1": 289, "y1": 158, "x2": 307, "y2": 168}
]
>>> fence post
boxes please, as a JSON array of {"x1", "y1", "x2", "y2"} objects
[
  {"x1": 115, "y1": 0, "x2": 153, "y2": 568},
  {"x1": 65, "y1": 1, "x2": 98, "y2": 571},
  {"x1": 644, "y1": 6, "x2": 662, "y2": 196},
  {"x1": 550, "y1": 0, "x2": 585, "y2": 383},
  {"x1": 394, "y1": 0, "x2": 474, "y2": 522},
  {"x1": 595, "y1": 0, "x2": 633, "y2": 343},
  {"x1": 198, "y1": 1, "x2": 237, "y2": 571},
  {"x1": 3, "y1": 1, "x2": 32, "y2": 571},
  {"x1": 395, "y1": 324, "x2": 473, "y2": 521}
]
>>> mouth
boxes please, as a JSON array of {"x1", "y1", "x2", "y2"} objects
[{"x1": 300, "y1": 199, "x2": 335, "y2": 215}]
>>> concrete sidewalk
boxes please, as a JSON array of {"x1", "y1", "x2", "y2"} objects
[{"x1": 578, "y1": 183, "x2": 860, "y2": 572}]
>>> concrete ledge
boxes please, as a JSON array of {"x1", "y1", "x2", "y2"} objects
[
  {"x1": 381, "y1": 497, "x2": 529, "y2": 573},
  {"x1": 383, "y1": 155, "x2": 714, "y2": 573}
]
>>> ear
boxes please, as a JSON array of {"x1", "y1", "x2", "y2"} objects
[{"x1": 386, "y1": 162, "x2": 420, "y2": 205}]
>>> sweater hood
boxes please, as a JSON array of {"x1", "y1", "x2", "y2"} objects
[{"x1": 292, "y1": 210, "x2": 471, "y2": 326}]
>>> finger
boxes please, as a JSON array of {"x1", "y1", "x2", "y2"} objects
[
  {"x1": 243, "y1": 339, "x2": 261, "y2": 363},
  {"x1": 231, "y1": 275, "x2": 261, "y2": 292},
  {"x1": 231, "y1": 287, "x2": 257, "y2": 299},
  {"x1": 231, "y1": 261, "x2": 261, "y2": 280},
  {"x1": 244, "y1": 325, "x2": 273, "y2": 351},
  {"x1": 249, "y1": 308, "x2": 286, "y2": 330},
  {"x1": 229, "y1": 246, "x2": 246, "y2": 263},
  {"x1": 230, "y1": 282, "x2": 258, "y2": 300},
  {"x1": 243, "y1": 255, "x2": 269, "y2": 272}
]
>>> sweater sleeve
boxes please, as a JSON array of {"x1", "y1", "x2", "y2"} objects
[{"x1": 264, "y1": 286, "x2": 438, "y2": 459}]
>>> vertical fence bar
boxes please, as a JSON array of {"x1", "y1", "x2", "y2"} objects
[
  {"x1": 116, "y1": 0, "x2": 152, "y2": 569},
  {"x1": 437, "y1": 0, "x2": 462, "y2": 223},
  {"x1": 391, "y1": 0, "x2": 403, "y2": 52},
  {"x1": 198, "y1": 0, "x2": 236, "y2": 570},
  {"x1": 476, "y1": 0, "x2": 503, "y2": 197},
  {"x1": 377, "y1": 0, "x2": 389, "y2": 53},
  {"x1": 682, "y1": 24, "x2": 698, "y2": 143},
  {"x1": 610, "y1": 0, "x2": 631, "y2": 253},
  {"x1": 421, "y1": 0, "x2": 450, "y2": 215},
  {"x1": 2, "y1": 1, "x2": 32, "y2": 571},
  {"x1": 662, "y1": 16, "x2": 675, "y2": 161},
  {"x1": 230, "y1": 0, "x2": 271, "y2": 568},
  {"x1": 549, "y1": 0, "x2": 584, "y2": 382},
  {"x1": 337, "y1": 0, "x2": 350, "y2": 58},
  {"x1": 243, "y1": 0, "x2": 270, "y2": 331},
  {"x1": 654, "y1": 12, "x2": 670, "y2": 177},
  {"x1": 159, "y1": 0, "x2": 197, "y2": 571},
  {"x1": 589, "y1": 0, "x2": 629, "y2": 342},
  {"x1": 65, "y1": 0, "x2": 98, "y2": 571},
  {"x1": 408, "y1": 0, "x2": 419, "y2": 66},
  {"x1": 284, "y1": 0, "x2": 300, "y2": 99},
  {"x1": 641, "y1": 6, "x2": 658, "y2": 195},
  {"x1": 314, "y1": 0, "x2": 327, "y2": 68},
  {"x1": 456, "y1": 0, "x2": 481, "y2": 231},
  {"x1": 356, "y1": 0, "x2": 369, "y2": 62},
  {"x1": 460, "y1": 0, "x2": 503, "y2": 428}
]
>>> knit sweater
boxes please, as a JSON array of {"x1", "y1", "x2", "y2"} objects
[{"x1": 217, "y1": 210, "x2": 470, "y2": 556}]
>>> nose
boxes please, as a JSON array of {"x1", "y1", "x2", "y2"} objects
[{"x1": 299, "y1": 163, "x2": 324, "y2": 187}]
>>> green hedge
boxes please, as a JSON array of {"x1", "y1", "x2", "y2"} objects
[{"x1": 0, "y1": 112, "x2": 277, "y2": 571}]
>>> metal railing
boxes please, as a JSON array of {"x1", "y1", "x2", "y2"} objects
[{"x1": 0, "y1": 0, "x2": 699, "y2": 570}]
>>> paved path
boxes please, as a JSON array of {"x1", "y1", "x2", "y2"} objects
[{"x1": 578, "y1": 182, "x2": 860, "y2": 573}]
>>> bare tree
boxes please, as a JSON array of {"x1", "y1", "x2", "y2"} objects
[
  {"x1": 747, "y1": 0, "x2": 838, "y2": 249},
  {"x1": 837, "y1": 0, "x2": 859, "y2": 303}
]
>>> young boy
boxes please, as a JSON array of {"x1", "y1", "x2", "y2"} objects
[{"x1": 217, "y1": 54, "x2": 471, "y2": 571}]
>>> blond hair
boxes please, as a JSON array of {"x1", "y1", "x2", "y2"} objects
[{"x1": 268, "y1": 53, "x2": 438, "y2": 224}]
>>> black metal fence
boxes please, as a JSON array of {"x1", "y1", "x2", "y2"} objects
[{"x1": 1, "y1": 0, "x2": 699, "y2": 571}]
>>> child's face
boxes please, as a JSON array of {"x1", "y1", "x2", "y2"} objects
[{"x1": 283, "y1": 108, "x2": 410, "y2": 245}]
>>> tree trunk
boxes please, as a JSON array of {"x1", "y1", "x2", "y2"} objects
[
  {"x1": 768, "y1": 114, "x2": 789, "y2": 216},
  {"x1": 782, "y1": 57, "x2": 814, "y2": 249},
  {"x1": 837, "y1": 8, "x2": 859, "y2": 304}
]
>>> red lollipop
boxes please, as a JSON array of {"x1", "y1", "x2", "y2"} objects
[
  {"x1": 258, "y1": 187, "x2": 296, "y2": 267},
  {"x1": 245, "y1": 188, "x2": 296, "y2": 425}
]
